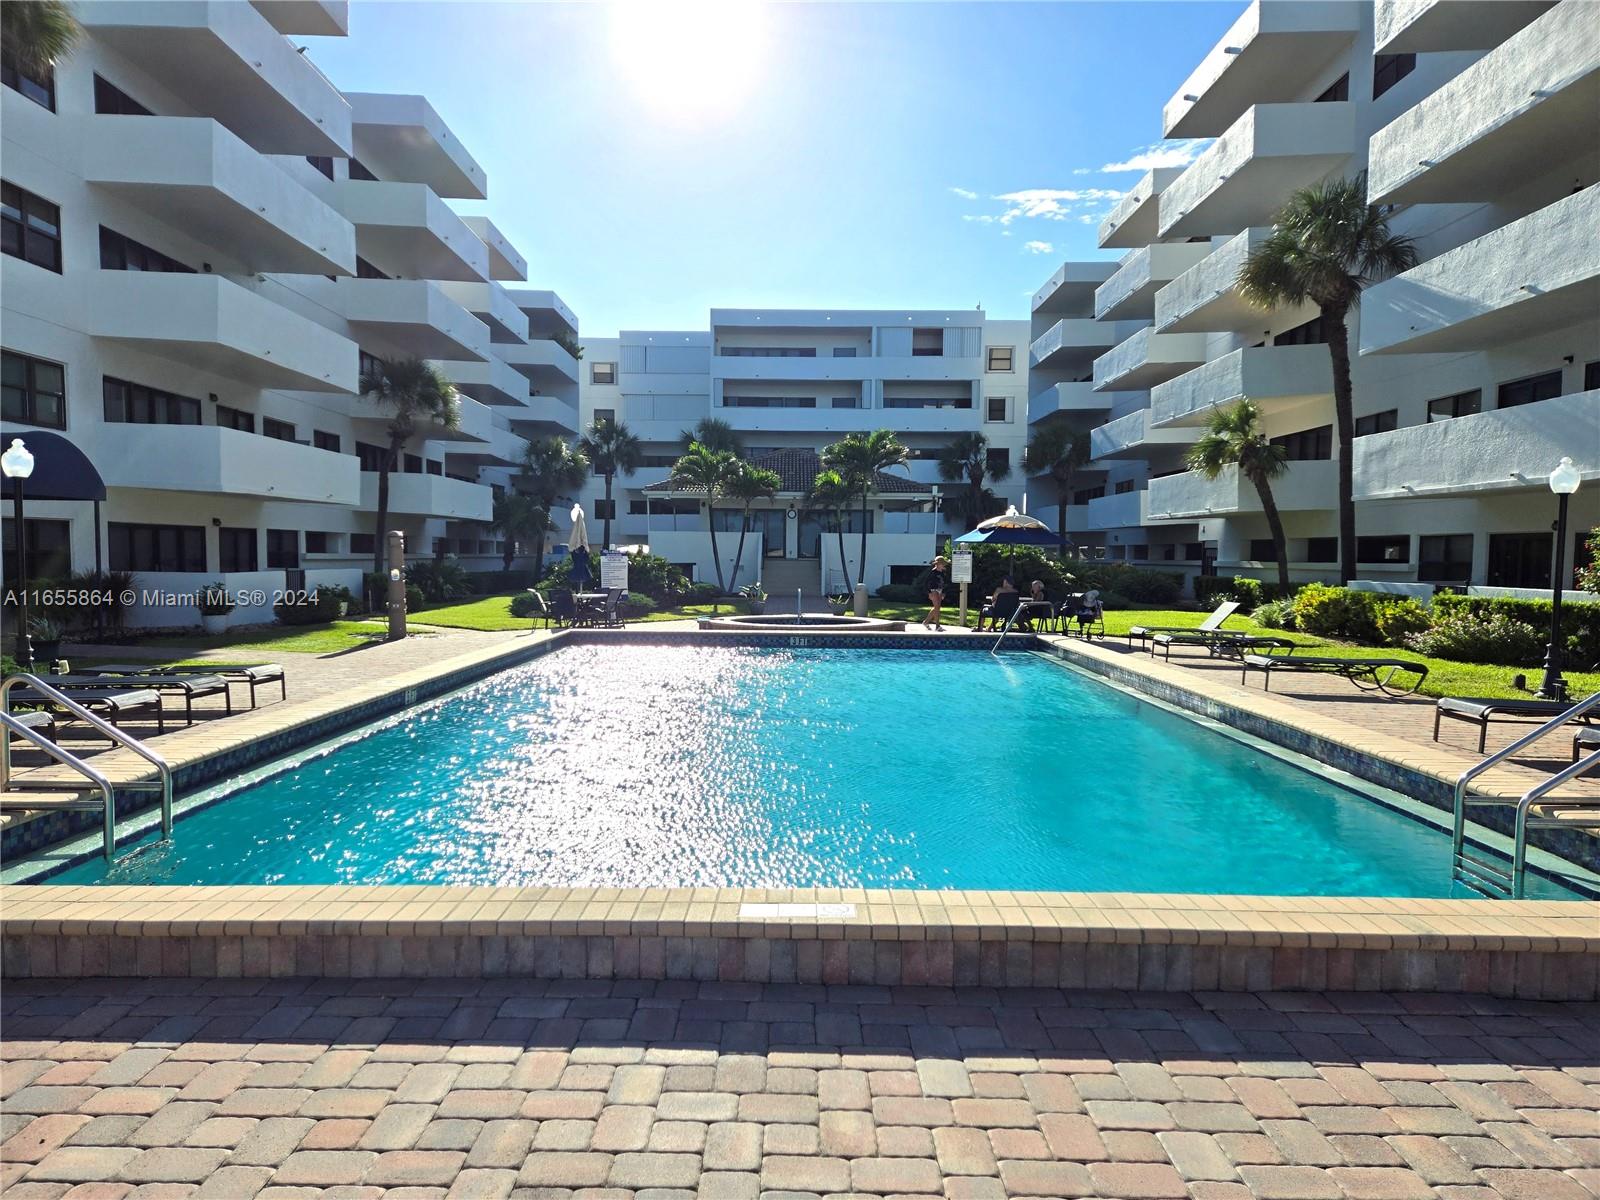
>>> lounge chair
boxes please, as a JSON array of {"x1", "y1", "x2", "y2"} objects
[
  {"x1": 42, "y1": 673, "x2": 230, "y2": 725},
  {"x1": 1575, "y1": 726, "x2": 1600, "y2": 764},
  {"x1": 1126, "y1": 600, "x2": 1241, "y2": 648},
  {"x1": 1435, "y1": 696, "x2": 1593, "y2": 753},
  {"x1": 522, "y1": 589, "x2": 555, "y2": 630},
  {"x1": 4, "y1": 709, "x2": 55, "y2": 742},
  {"x1": 1241, "y1": 653, "x2": 1429, "y2": 697},
  {"x1": 85, "y1": 663, "x2": 285, "y2": 709},
  {"x1": 1150, "y1": 630, "x2": 1296, "y2": 660},
  {"x1": 6, "y1": 686, "x2": 165, "y2": 735}
]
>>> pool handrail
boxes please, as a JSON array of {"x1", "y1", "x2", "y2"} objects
[{"x1": 0, "y1": 710, "x2": 119, "y2": 862}]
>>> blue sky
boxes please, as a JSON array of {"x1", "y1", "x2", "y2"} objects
[{"x1": 306, "y1": 1, "x2": 1239, "y2": 336}]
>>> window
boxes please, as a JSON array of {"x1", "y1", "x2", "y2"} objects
[
  {"x1": 403, "y1": 453, "x2": 423, "y2": 474},
  {"x1": 1305, "y1": 537, "x2": 1338, "y2": 563},
  {"x1": 1372, "y1": 52, "x2": 1416, "y2": 99},
  {"x1": 1419, "y1": 533, "x2": 1473, "y2": 583},
  {"x1": 426, "y1": 459, "x2": 443, "y2": 476},
  {"x1": 216, "y1": 406, "x2": 255, "y2": 433},
  {"x1": 884, "y1": 396, "x2": 971, "y2": 409},
  {"x1": 1487, "y1": 532, "x2": 1551, "y2": 589},
  {"x1": 1273, "y1": 315, "x2": 1327, "y2": 347},
  {"x1": 263, "y1": 418, "x2": 296, "y2": 442},
  {"x1": 1114, "y1": 479, "x2": 1136, "y2": 495},
  {"x1": 109, "y1": 523, "x2": 206, "y2": 573},
  {"x1": 832, "y1": 347, "x2": 857, "y2": 358},
  {"x1": 2, "y1": 182, "x2": 62, "y2": 272},
  {"x1": 1270, "y1": 424, "x2": 1333, "y2": 461},
  {"x1": 1316, "y1": 73, "x2": 1349, "y2": 103},
  {"x1": 350, "y1": 532, "x2": 376, "y2": 555},
  {"x1": 305, "y1": 155, "x2": 335, "y2": 179},
  {"x1": 1586, "y1": 360, "x2": 1600, "y2": 391},
  {"x1": 590, "y1": 362, "x2": 617, "y2": 385},
  {"x1": 1072, "y1": 485, "x2": 1105, "y2": 504},
  {"x1": 355, "y1": 255, "x2": 389, "y2": 280},
  {"x1": 1357, "y1": 535, "x2": 1409, "y2": 563},
  {"x1": 593, "y1": 408, "x2": 615, "y2": 424},
  {"x1": 2, "y1": 55, "x2": 53, "y2": 111},
  {"x1": 358, "y1": 350, "x2": 386, "y2": 380},
  {"x1": 99, "y1": 227, "x2": 194, "y2": 273},
  {"x1": 984, "y1": 396, "x2": 1007, "y2": 423},
  {"x1": 986, "y1": 448, "x2": 1009, "y2": 474},
  {"x1": 1427, "y1": 389, "x2": 1481, "y2": 422},
  {"x1": 986, "y1": 347, "x2": 1014, "y2": 372},
  {"x1": 1354, "y1": 409, "x2": 1398, "y2": 437},
  {"x1": 313, "y1": 430, "x2": 340, "y2": 452},
  {"x1": 103, "y1": 377, "x2": 201, "y2": 425},
  {"x1": 1248, "y1": 539, "x2": 1277, "y2": 561},
  {"x1": 218, "y1": 528, "x2": 257, "y2": 573},
  {"x1": 356, "y1": 441, "x2": 388, "y2": 472},
  {"x1": 348, "y1": 158, "x2": 379, "y2": 182},
  {"x1": 304, "y1": 532, "x2": 335, "y2": 554},
  {"x1": 830, "y1": 396, "x2": 859, "y2": 408},
  {"x1": 266, "y1": 529, "x2": 300, "y2": 570},
  {"x1": 1, "y1": 350, "x2": 65, "y2": 428},
  {"x1": 719, "y1": 346, "x2": 816, "y2": 357},
  {"x1": 1497, "y1": 370, "x2": 1561, "y2": 410},
  {"x1": 1184, "y1": 542, "x2": 1205, "y2": 561},
  {"x1": 1, "y1": 518, "x2": 70, "y2": 588},
  {"x1": 93, "y1": 75, "x2": 152, "y2": 116},
  {"x1": 911, "y1": 328, "x2": 943, "y2": 357},
  {"x1": 724, "y1": 395, "x2": 815, "y2": 408},
  {"x1": 594, "y1": 499, "x2": 616, "y2": 520}
]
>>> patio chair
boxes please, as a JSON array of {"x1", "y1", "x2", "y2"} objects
[
  {"x1": 1126, "y1": 600, "x2": 1241, "y2": 648},
  {"x1": 550, "y1": 589, "x2": 578, "y2": 629},
  {"x1": 6, "y1": 686, "x2": 165, "y2": 736},
  {"x1": 41, "y1": 673, "x2": 230, "y2": 725},
  {"x1": 1434, "y1": 696, "x2": 1593, "y2": 753},
  {"x1": 1241, "y1": 652, "x2": 1429, "y2": 697},
  {"x1": 600, "y1": 588, "x2": 624, "y2": 628},
  {"x1": 85, "y1": 663, "x2": 286, "y2": 709},
  {"x1": 522, "y1": 589, "x2": 555, "y2": 630},
  {"x1": 979, "y1": 590, "x2": 1021, "y2": 632}
]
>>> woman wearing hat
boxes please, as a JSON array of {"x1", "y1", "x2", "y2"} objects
[{"x1": 924, "y1": 554, "x2": 948, "y2": 631}]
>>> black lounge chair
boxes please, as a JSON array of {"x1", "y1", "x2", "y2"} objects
[
  {"x1": 1435, "y1": 696, "x2": 1593, "y2": 753},
  {"x1": 1241, "y1": 653, "x2": 1429, "y2": 697},
  {"x1": 87, "y1": 663, "x2": 285, "y2": 708},
  {"x1": 1126, "y1": 600, "x2": 1241, "y2": 648},
  {"x1": 44, "y1": 673, "x2": 230, "y2": 725},
  {"x1": 8, "y1": 686, "x2": 165, "y2": 735},
  {"x1": 1149, "y1": 630, "x2": 1296, "y2": 660}
]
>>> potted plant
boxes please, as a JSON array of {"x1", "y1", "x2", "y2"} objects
[
  {"x1": 27, "y1": 615, "x2": 64, "y2": 667},
  {"x1": 739, "y1": 581, "x2": 768, "y2": 615},
  {"x1": 828, "y1": 593, "x2": 851, "y2": 616},
  {"x1": 197, "y1": 582, "x2": 235, "y2": 635}
]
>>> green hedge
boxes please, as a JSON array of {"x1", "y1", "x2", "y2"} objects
[
  {"x1": 1433, "y1": 593, "x2": 1600, "y2": 669},
  {"x1": 1193, "y1": 575, "x2": 1284, "y2": 609}
]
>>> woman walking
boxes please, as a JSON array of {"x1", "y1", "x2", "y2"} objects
[{"x1": 924, "y1": 554, "x2": 948, "y2": 630}]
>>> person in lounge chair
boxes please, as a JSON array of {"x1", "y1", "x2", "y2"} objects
[
  {"x1": 923, "y1": 555, "x2": 948, "y2": 630},
  {"x1": 976, "y1": 576, "x2": 1019, "y2": 631}
]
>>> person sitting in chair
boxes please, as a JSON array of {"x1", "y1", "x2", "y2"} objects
[
  {"x1": 976, "y1": 575, "x2": 1020, "y2": 631},
  {"x1": 1017, "y1": 579, "x2": 1049, "y2": 630}
]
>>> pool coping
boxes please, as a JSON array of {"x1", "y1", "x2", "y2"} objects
[{"x1": 2, "y1": 626, "x2": 1597, "y2": 997}]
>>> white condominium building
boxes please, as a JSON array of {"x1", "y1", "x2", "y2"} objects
[
  {"x1": 1032, "y1": 0, "x2": 1598, "y2": 593},
  {"x1": 1, "y1": 1, "x2": 580, "y2": 626},
  {"x1": 575, "y1": 309, "x2": 1031, "y2": 593}
]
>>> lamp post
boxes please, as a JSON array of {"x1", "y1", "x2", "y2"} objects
[
  {"x1": 1536, "y1": 455, "x2": 1582, "y2": 702},
  {"x1": 2, "y1": 439, "x2": 37, "y2": 669}
]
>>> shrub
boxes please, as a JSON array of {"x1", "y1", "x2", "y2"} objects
[
  {"x1": 1577, "y1": 528, "x2": 1600, "y2": 595},
  {"x1": 534, "y1": 552, "x2": 687, "y2": 602},
  {"x1": 1194, "y1": 574, "x2": 1286, "y2": 608},
  {"x1": 1373, "y1": 598, "x2": 1431, "y2": 647},
  {"x1": 509, "y1": 591, "x2": 542, "y2": 618},
  {"x1": 1291, "y1": 583, "x2": 1380, "y2": 642},
  {"x1": 683, "y1": 581, "x2": 723, "y2": 603},
  {"x1": 619, "y1": 591, "x2": 656, "y2": 618},
  {"x1": 274, "y1": 588, "x2": 344, "y2": 626},
  {"x1": 465, "y1": 568, "x2": 536, "y2": 594},
  {"x1": 1432, "y1": 593, "x2": 1600, "y2": 671},
  {"x1": 197, "y1": 583, "x2": 235, "y2": 617},
  {"x1": 405, "y1": 583, "x2": 425, "y2": 612},
  {"x1": 1252, "y1": 599, "x2": 1295, "y2": 629},
  {"x1": 1070, "y1": 563, "x2": 1183, "y2": 605},
  {"x1": 407, "y1": 557, "x2": 472, "y2": 603},
  {"x1": 876, "y1": 583, "x2": 924, "y2": 603},
  {"x1": 1407, "y1": 612, "x2": 1546, "y2": 666}
]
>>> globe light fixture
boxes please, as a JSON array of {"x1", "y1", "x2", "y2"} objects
[
  {"x1": 2, "y1": 439, "x2": 37, "y2": 668},
  {"x1": 1537, "y1": 456, "x2": 1582, "y2": 701}
]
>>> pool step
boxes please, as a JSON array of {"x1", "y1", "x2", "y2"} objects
[{"x1": 0, "y1": 789, "x2": 102, "y2": 811}]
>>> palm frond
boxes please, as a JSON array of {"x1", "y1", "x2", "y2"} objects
[{"x1": 1, "y1": 0, "x2": 80, "y2": 79}]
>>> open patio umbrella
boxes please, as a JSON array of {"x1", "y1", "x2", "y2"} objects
[
  {"x1": 953, "y1": 505, "x2": 1063, "y2": 575},
  {"x1": 568, "y1": 503, "x2": 593, "y2": 588}
]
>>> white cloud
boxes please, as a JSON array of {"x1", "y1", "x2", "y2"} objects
[
  {"x1": 988, "y1": 187, "x2": 1126, "y2": 223},
  {"x1": 1023, "y1": 240, "x2": 1054, "y2": 255},
  {"x1": 948, "y1": 186, "x2": 978, "y2": 200},
  {"x1": 1072, "y1": 167, "x2": 1093, "y2": 176},
  {"x1": 1098, "y1": 139, "x2": 1211, "y2": 173}
]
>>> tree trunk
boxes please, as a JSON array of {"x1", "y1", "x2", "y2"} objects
[
  {"x1": 601, "y1": 472, "x2": 614, "y2": 550},
  {"x1": 1054, "y1": 465, "x2": 1074, "y2": 560},
  {"x1": 836, "y1": 515, "x2": 849, "y2": 596},
  {"x1": 531, "y1": 525, "x2": 547, "y2": 584},
  {"x1": 728, "y1": 506, "x2": 750, "y2": 591},
  {"x1": 502, "y1": 541, "x2": 514, "y2": 573},
  {"x1": 1249, "y1": 469, "x2": 1293, "y2": 596},
  {"x1": 705, "y1": 501, "x2": 725, "y2": 592},
  {"x1": 1324, "y1": 303, "x2": 1356, "y2": 586},
  {"x1": 372, "y1": 435, "x2": 404, "y2": 577},
  {"x1": 857, "y1": 489, "x2": 870, "y2": 589}
]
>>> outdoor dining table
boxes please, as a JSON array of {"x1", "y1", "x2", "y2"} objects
[{"x1": 573, "y1": 592, "x2": 609, "y2": 625}]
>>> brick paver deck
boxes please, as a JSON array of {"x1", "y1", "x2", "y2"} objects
[{"x1": 2, "y1": 977, "x2": 1597, "y2": 1198}]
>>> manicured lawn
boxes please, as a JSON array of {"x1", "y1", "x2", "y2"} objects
[
  {"x1": 412, "y1": 595, "x2": 754, "y2": 630},
  {"x1": 130, "y1": 619, "x2": 394, "y2": 655}
]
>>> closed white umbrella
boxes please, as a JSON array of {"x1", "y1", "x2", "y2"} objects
[{"x1": 567, "y1": 503, "x2": 594, "y2": 588}]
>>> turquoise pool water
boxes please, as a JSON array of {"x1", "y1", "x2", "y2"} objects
[{"x1": 48, "y1": 646, "x2": 1576, "y2": 896}]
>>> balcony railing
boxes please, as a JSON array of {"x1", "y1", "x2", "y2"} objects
[
  {"x1": 1092, "y1": 327, "x2": 1209, "y2": 392},
  {"x1": 98, "y1": 424, "x2": 360, "y2": 505},
  {"x1": 1146, "y1": 459, "x2": 1337, "y2": 518},
  {"x1": 1148, "y1": 345, "x2": 1334, "y2": 428}
]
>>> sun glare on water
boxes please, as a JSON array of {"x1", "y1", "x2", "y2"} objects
[{"x1": 609, "y1": 0, "x2": 768, "y2": 124}]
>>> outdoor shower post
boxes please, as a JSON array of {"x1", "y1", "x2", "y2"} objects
[{"x1": 386, "y1": 531, "x2": 407, "y2": 642}]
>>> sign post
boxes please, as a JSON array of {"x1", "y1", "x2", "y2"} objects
[
  {"x1": 385, "y1": 530, "x2": 407, "y2": 642},
  {"x1": 600, "y1": 550, "x2": 629, "y2": 593},
  {"x1": 951, "y1": 548, "x2": 974, "y2": 629}
]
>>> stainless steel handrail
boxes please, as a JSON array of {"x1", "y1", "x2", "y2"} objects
[
  {"x1": 1511, "y1": 746, "x2": 1600, "y2": 898},
  {"x1": 2, "y1": 673, "x2": 173, "y2": 839},
  {"x1": 0, "y1": 712, "x2": 118, "y2": 862}
]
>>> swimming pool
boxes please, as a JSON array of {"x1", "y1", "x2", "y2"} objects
[{"x1": 44, "y1": 646, "x2": 1579, "y2": 896}]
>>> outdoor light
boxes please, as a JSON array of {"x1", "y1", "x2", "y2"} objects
[
  {"x1": 389, "y1": 568, "x2": 402, "y2": 582},
  {"x1": 1537, "y1": 456, "x2": 1581, "y2": 701},
  {"x1": 3, "y1": 438, "x2": 36, "y2": 669},
  {"x1": 1, "y1": 438, "x2": 35, "y2": 480}
]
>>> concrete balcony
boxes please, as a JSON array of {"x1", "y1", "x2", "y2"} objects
[
  {"x1": 1163, "y1": 1, "x2": 1362, "y2": 138},
  {"x1": 251, "y1": 0, "x2": 349, "y2": 36},
  {"x1": 82, "y1": 115, "x2": 354, "y2": 276},
  {"x1": 507, "y1": 289, "x2": 580, "y2": 338},
  {"x1": 718, "y1": 405, "x2": 979, "y2": 435},
  {"x1": 1146, "y1": 459, "x2": 1337, "y2": 519},
  {"x1": 326, "y1": 180, "x2": 489, "y2": 282},
  {"x1": 1155, "y1": 227, "x2": 1317, "y2": 334},
  {"x1": 347, "y1": 93, "x2": 486, "y2": 200},
  {"x1": 441, "y1": 356, "x2": 531, "y2": 408},
  {"x1": 1375, "y1": 0, "x2": 1555, "y2": 54},
  {"x1": 99, "y1": 424, "x2": 360, "y2": 504},
  {"x1": 1158, "y1": 102, "x2": 1357, "y2": 240},
  {"x1": 334, "y1": 278, "x2": 491, "y2": 362},
  {"x1": 78, "y1": 1, "x2": 350, "y2": 156},
  {"x1": 1090, "y1": 409, "x2": 1197, "y2": 460},
  {"x1": 1029, "y1": 318, "x2": 1143, "y2": 368},
  {"x1": 1093, "y1": 327, "x2": 1209, "y2": 392},
  {"x1": 360, "y1": 472, "x2": 493, "y2": 521},
  {"x1": 1360, "y1": 187, "x2": 1600, "y2": 356},
  {"x1": 711, "y1": 355, "x2": 984, "y2": 383},
  {"x1": 499, "y1": 338, "x2": 581, "y2": 385},
  {"x1": 509, "y1": 395, "x2": 581, "y2": 437},
  {"x1": 1368, "y1": 3, "x2": 1600, "y2": 206},
  {"x1": 1095, "y1": 243, "x2": 1215, "y2": 321},
  {"x1": 1353, "y1": 391, "x2": 1599, "y2": 500},
  {"x1": 89, "y1": 272, "x2": 357, "y2": 393},
  {"x1": 1031, "y1": 260, "x2": 1116, "y2": 315},
  {"x1": 1087, "y1": 489, "x2": 1151, "y2": 531},
  {"x1": 1029, "y1": 383, "x2": 1113, "y2": 424},
  {"x1": 1149, "y1": 345, "x2": 1334, "y2": 428},
  {"x1": 1097, "y1": 168, "x2": 1184, "y2": 250},
  {"x1": 461, "y1": 216, "x2": 528, "y2": 283},
  {"x1": 444, "y1": 421, "x2": 526, "y2": 471},
  {"x1": 437, "y1": 282, "x2": 530, "y2": 344}
]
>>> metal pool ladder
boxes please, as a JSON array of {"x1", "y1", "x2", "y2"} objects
[
  {"x1": 1450, "y1": 691, "x2": 1600, "y2": 898},
  {"x1": 1, "y1": 673, "x2": 174, "y2": 864}
]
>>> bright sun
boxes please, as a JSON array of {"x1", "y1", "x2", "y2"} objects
[{"x1": 609, "y1": 0, "x2": 768, "y2": 124}]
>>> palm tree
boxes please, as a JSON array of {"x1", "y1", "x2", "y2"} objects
[
  {"x1": 678, "y1": 417, "x2": 744, "y2": 457},
  {"x1": 938, "y1": 431, "x2": 1011, "y2": 531},
  {"x1": 2, "y1": 1, "x2": 81, "y2": 82},
  {"x1": 1187, "y1": 399, "x2": 1291, "y2": 595},
  {"x1": 578, "y1": 416, "x2": 642, "y2": 551},
  {"x1": 1023, "y1": 424, "x2": 1092, "y2": 560},
  {"x1": 1237, "y1": 172, "x2": 1418, "y2": 584},
  {"x1": 724, "y1": 461, "x2": 782, "y2": 591},
  {"x1": 358, "y1": 357, "x2": 461, "y2": 575},
  {"x1": 518, "y1": 436, "x2": 589, "y2": 581},
  {"x1": 489, "y1": 491, "x2": 550, "y2": 573},
  {"x1": 822, "y1": 429, "x2": 908, "y2": 590},
  {"x1": 806, "y1": 469, "x2": 855, "y2": 591},
  {"x1": 670, "y1": 442, "x2": 738, "y2": 591}
]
